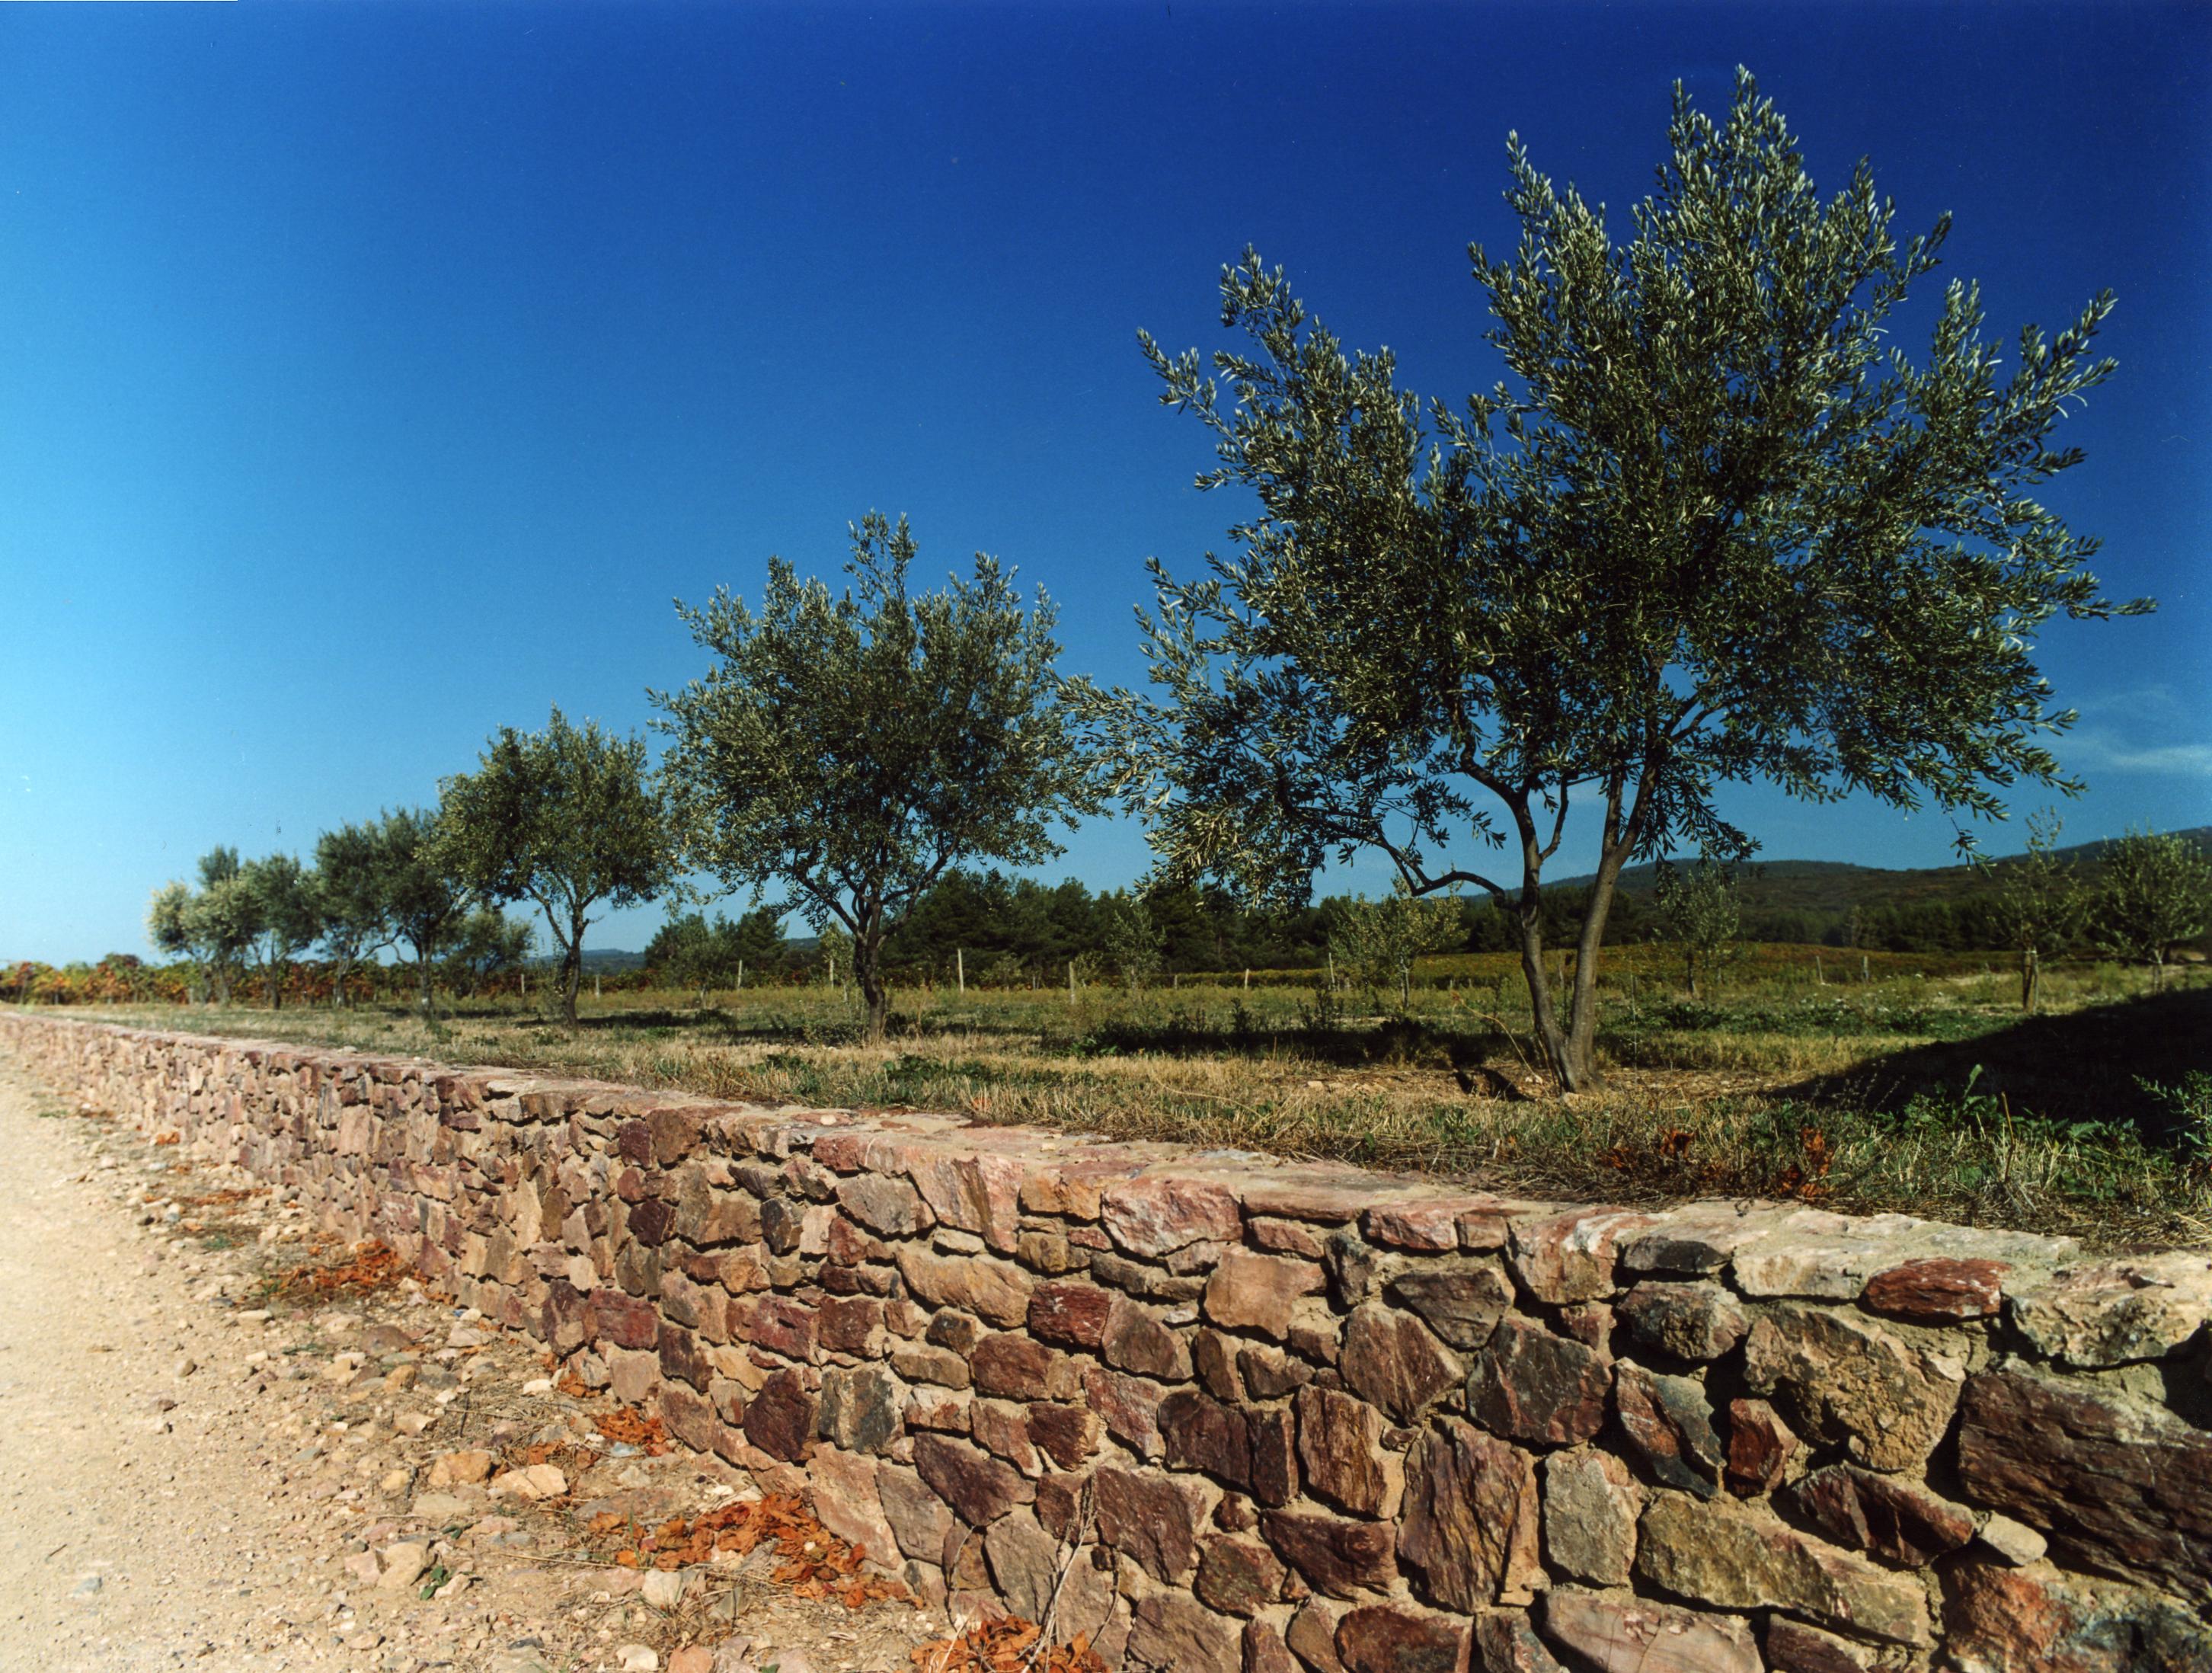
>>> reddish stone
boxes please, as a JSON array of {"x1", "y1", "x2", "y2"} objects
[
  {"x1": 971, "y1": 1332, "x2": 1072, "y2": 1401},
  {"x1": 746, "y1": 1295, "x2": 817, "y2": 1361},
  {"x1": 1162, "y1": 1389, "x2": 1252, "y2": 1489},
  {"x1": 1028, "y1": 1279, "x2": 1116, "y2": 1347},
  {"x1": 1260, "y1": 1510, "x2": 1399, "y2": 1599},
  {"x1": 587, "y1": 1288, "x2": 659, "y2": 1351},
  {"x1": 836, "y1": 1172, "x2": 929, "y2": 1236},
  {"x1": 1956, "y1": 1364, "x2": 2212, "y2": 1601},
  {"x1": 626, "y1": 1194, "x2": 675, "y2": 1247},
  {"x1": 1241, "y1": 1341, "x2": 1314, "y2": 1400},
  {"x1": 1243, "y1": 1620, "x2": 1300, "y2": 1673},
  {"x1": 1396, "y1": 1417, "x2": 1542, "y2": 1611},
  {"x1": 905, "y1": 1149, "x2": 1024, "y2": 1252},
  {"x1": 743, "y1": 1368, "x2": 817, "y2": 1463},
  {"x1": 1339, "y1": 1304, "x2": 1462, "y2": 1425},
  {"x1": 645, "y1": 1106, "x2": 703, "y2": 1165},
  {"x1": 1785, "y1": 1463, "x2": 1975, "y2": 1567},
  {"x1": 1361, "y1": 1202, "x2": 1462, "y2": 1253},
  {"x1": 969, "y1": 1399, "x2": 1037, "y2": 1473},
  {"x1": 1763, "y1": 1617, "x2": 1895, "y2": 1673},
  {"x1": 1862, "y1": 1256, "x2": 2009, "y2": 1323},
  {"x1": 1469, "y1": 1612, "x2": 1567, "y2": 1673},
  {"x1": 912, "y1": 1432, "x2": 1031, "y2": 1527},
  {"x1": 1126, "y1": 1591, "x2": 1242, "y2": 1673},
  {"x1": 1539, "y1": 1587, "x2": 1760, "y2": 1673},
  {"x1": 616, "y1": 1119, "x2": 653, "y2": 1163},
  {"x1": 1725, "y1": 1396, "x2": 1798, "y2": 1496},
  {"x1": 1285, "y1": 1601, "x2": 1347, "y2": 1673},
  {"x1": 1613, "y1": 1361, "x2": 1725, "y2": 1498},
  {"x1": 1101, "y1": 1173, "x2": 1244, "y2": 1257},
  {"x1": 817, "y1": 1294, "x2": 885, "y2": 1357},
  {"x1": 1093, "y1": 1463, "x2": 1209, "y2": 1583},
  {"x1": 1024, "y1": 1401, "x2": 1101, "y2": 1469},
  {"x1": 660, "y1": 1380, "x2": 724, "y2": 1454},
  {"x1": 817, "y1": 1364, "x2": 902, "y2": 1454},
  {"x1": 1196, "y1": 1329, "x2": 1248, "y2": 1402},
  {"x1": 1252, "y1": 1217, "x2": 1328, "y2": 1259},
  {"x1": 1507, "y1": 1208, "x2": 1654, "y2": 1304},
  {"x1": 1104, "y1": 1293, "x2": 1194, "y2": 1380},
  {"x1": 1195, "y1": 1535, "x2": 1288, "y2": 1615},
  {"x1": 1248, "y1": 1402, "x2": 1298, "y2": 1507},
  {"x1": 1943, "y1": 1557, "x2": 2212, "y2": 1673},
  {"x1": 1295, "y1": 1387, "x2": 1390, "y2": 1517},
  {"x1": 1335, "y1": 1605, "x2": 1466, "y2": 1673},
  {"x1": 1083, "y1": 1364, "x2": 1169, "y2": 1460},
  {"x1": 657, "y1": 1322, "x2": 711, "y2": 1393},
  {"x1": 1204, "y1": 1249, "x2": 1325, "y2": 1339},
  {"x1": 1467, "y1": 1318, "x2": 1610, "y2": 1444}
]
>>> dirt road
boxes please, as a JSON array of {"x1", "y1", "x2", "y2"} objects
[{"x1": 0, "y1": 1054, "x2": 945, "y2": 1673}]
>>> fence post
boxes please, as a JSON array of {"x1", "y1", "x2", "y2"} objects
[
  {"x1": 1069, "y1": 961, "x2": 1077, "y2": 1004},
  {"x1": 957, "y1": 948, "x2": 965, "y2": 995}
]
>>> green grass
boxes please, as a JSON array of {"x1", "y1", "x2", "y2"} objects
[{"x1": 25, "y1": 948, "x2": 2211, "y2": 1248}]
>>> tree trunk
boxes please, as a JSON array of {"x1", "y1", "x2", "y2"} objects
[
  {"x1": 559, "y1": 934, "x2": 583, "y2": 1025},
  {"x1": 855, "y1": 935, "x2": 889, "y2": 1043},
  {"x1": 2020, "y1": 945, "x2": 2038, "y2": 1012}
]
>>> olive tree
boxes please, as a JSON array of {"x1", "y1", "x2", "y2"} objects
[
  {"x1": 2095, "y1": 828, "x2": 2211, "y2": 991},
  {"x1": 1654, "y1": 856, "x2": 1742, "y2": 1000},
  {"x1": 1329, "y1": 885, "x2": 1462, "y2": 1008},
  {"x1": 241, "y1": 852, "x2": 321, "y2": 1009},
  {"x1": 145, "y1": 847, "x2": 258, "y2": 1003},
  {"x1": 1082, "y1": 72, "x2": 2145, "y2": 1091},
  {"x1": 1988, "y1": 809, "x2": 2084, "y2": 1011},
  {"x1": 312, "y1": 821, "x2": 395, "y2": 1006},
  {"x1": 380, "y1": 807, "x2": 474, "y2": 1009},
  {"x1": 655, "y1": 513, "x2": 1099, "y2": 1043},
  {"x1": 436, "y1": 709, "x2": 673, "y2": 1024}
]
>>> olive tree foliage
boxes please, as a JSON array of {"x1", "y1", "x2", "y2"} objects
[
  {"x1": 241, "y1": 852, "x2": 322, "y2": 1010},
  {"x1": 1653, "y1": 856, "x2": 1741, "y2": 1000},
  {"x1": 312, "y1": 820, "x2": 395, "y2": 1006},
  {"x1": 654, "y1": 513, "x2": 1101, "y2": 1044},
  {"x1": 1329, "y1": 885, "x2": 1462, "y2": 1009},
  {"x1": 1987, "y1": 808, "x2": 2084, "y2": 1011},
  {"x1": 145, "y1": 846, "x2": 258, "y2": 1003},
  {"x1": 435, "y1": 709, "x2": 673, "y2": 1025},
  {"x1": 1097, "y1": 893, "x2": 1165, "y2": 991},
  {"x1": 446, "y1": 908, "x2": 535, "y2": 998},
  {"x1": 380, "y1": 807, "x2": 475, "y2": 1009},
  {"x1": 2095, "y1": 828, "x2": 2212, "y2": 990},
  {"x1": 1077, "y1": 72, "x2": 2145, "y2": 1091}
]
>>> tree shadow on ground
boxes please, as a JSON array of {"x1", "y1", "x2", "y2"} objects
[{"x1": 1782, "y1": 985, "x2": 2212, "y2": 1140}]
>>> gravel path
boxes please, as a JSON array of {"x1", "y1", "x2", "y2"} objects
[{"x1": 0, "y1": 1053, "x2": 944, "y2": 1673}]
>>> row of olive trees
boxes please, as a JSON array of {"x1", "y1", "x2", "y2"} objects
[
  {"x1": 145, "y1": 72, "x2": 2181, "y2": 1087},
  {"x1": 146, "y1": 816, "x2": 533, "y2": 1009},
  {"x1": 1993, "y1": 818, "x2": 2212, "y2": 1010}
]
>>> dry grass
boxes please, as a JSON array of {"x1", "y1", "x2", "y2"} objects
[{"x1": 34, "y1": 955, "x2": 2212, "y2": 1248}]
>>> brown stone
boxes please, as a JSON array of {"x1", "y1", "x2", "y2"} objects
[
  {"x1": 906, "y1": 1149, "x2": 1025, "y2": 1252},
  {"x1": 1762, "y1": 1617, "x2": 1904, "y2": 1673},
  {"x1": 1247, "y1": 1402, "x2": 1299, "y2": 1507},
  {"x1": 1205, "y1": 1250, "x2": 1325, "y2": 1338},
  {"x1": 1540, "y1": 1448, "x2": 1641, "y2": 1588},
  {"x1": 1614, "y1": 1281, "x2": 1747, "y2": 1361},
  {"x1": 1955, "y1": 1363, "x2": 2212, "y2": 1601},
  {"x1": 969, "y1": 1399, "x2": 1037, "y2": 1473},
  {"x1": 839, "y1": 1172, "x2": 930, "y2": 1236},
  {"x1": 1195, "y1": 1534, "x2": 1288, "y2": 1615},
  {"x1": 1284, "y1": 1600, "x2": 1347, "y2": 1673},
  {"x1": 1466, "y1": 1318, "x2": 1610, "y2": 1444},
  {"x1": 891, "y1": 1341, "x2": 972, "y2": 1390},
  {"x1": 1162, "y1": 1389, "x2": 1253, "y2": 1489},
  {"x1": 1538, "y1": 1587, "x2": 1761, "y2": 1673},
  {"x1": 1635, "y1": 1492, "x2": 1932, "y2": 1648},
  {"x1": 912, "y1": 1432, "x2": 1031, "y2": 1527},
  {"x1": 1104, "y1": 1293, "x2": 1194, "y2": 1380},
  {"x1": 1295, "y1": 1387, "x2": 1390, "y2": 1516},
  {"x1": 1396, "y1": 1417, "x2": 1542, "y2": 1611},
  {"x1": 660, "y1": 1381, "x2": 725, "y2": 1454},
  {"x1": 1253, "y1": 1216, "x2": 1329, "y2": 1259},
  {"x1": 745, "y1": 1295, "x2": 817, "y2": 1361},
  {"x1": 1262, "y1": 1509, "x2": 1398, "y2": 1598},
  {"x1": 1507, "y1": 1208, "x2": 1654, "y2": 1304},
  {"x1": 1028, "y1": 1279, "x2": 1115, "y2": 1347},
  {"x1": 1244, "y1": 1620, "x2": 1301, "y2": 1673},
  {"x1": 2009, "y1": 1251, "x2": 2212, "y2": 1368},
  {"x1": 1082, "y1": 1364, "x2": 1169, "y2": 1460},
  {"x1": 1025, "y1": 1401, "x2": 1100, "y2": 1470},
  {"x1": 1362, "y1": 1202, "x2": 1463, "y2": 1253},
  {"x1": 587, "y1": 1288, "x2": 659, "y2": 1352},
  {"x1": 1943, "y1": 1556, "x2": 2212, "y2": 1673},
  {"x1": 817, "y1": 1364, "x2": 901, "y2": 1454},
  {"x1": 1335, "y1": 1605, "x2": 1466, "y2": 1673},
  {"x1": 893, "y1": 1242, "x2": 1034, "y2": 1326},
  {"x1": 1196, "y1": 1328, "x2": 1248, "y2": 1401},
  {"x1": 1338, "y1": 1304, "x2": 1461, "y2": 1425},
  {"x1": 742, "y1": 1368, "x2": 817, "y2": 1463},
  {"x1": 817, "y1": 1294, "x2": 886, "y2": 1357},
  {"x1": 1613, "y1": 1361, "x2": 1724, "y2": 1498},
  {"x1": 1101, "y1": 1173, "x2": 1244, "y2": 1257},
  {"x1": 808, "y1": 1447, "x2": 900, "y2": 1570},
  {"x1": 972, "y1": 1332, "x2": 1073, "y2": 1401},
  {"x1": 1385, "y1": 1260, "x2": 1514, "y2": 1351},
  {"x1": 1862, "y1": 1256, "x2": 2009, "y2": 1323},
  {"x1": 1741, "y1": 1303, "x2": 1964, "y2": 1472},
  {"x1": 1469, "y1": 1612, "x2": 1568, "y2": 1673},
  {"x1": 1241, "y1": 1341, "x2": 1314, "y2": 1399},
  {"x1": 1124, "y1": 1591, "x2": 1242, "y2": 1673},
  {"x1": 1093, "y1": 1463, "x2": 1210, "y2": 1583},
  {"x1": 1724, "y1": 1396, "x2": 1798, "y2": 1495},
  {"x1": 1785, "y1": 1463, "x2": 1975, "y2": 1567}
]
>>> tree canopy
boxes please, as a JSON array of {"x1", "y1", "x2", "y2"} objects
[
  {"x1": 1080, "y1": 69, "x2": 2146, "y2": 1090},
  {"x1": 435, "y1": 709, "x2": 673, "y2": 1023},
  {"x1": 654, "y1": 513, "x2": 1099, "y2": 1041}
]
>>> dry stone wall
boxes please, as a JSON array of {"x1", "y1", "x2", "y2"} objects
[{"x1": 5, "y1": 1012, "x2": 2210, "y2": 1673}]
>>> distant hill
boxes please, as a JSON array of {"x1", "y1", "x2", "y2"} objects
[{"x1": 532, "y1": 948, "x2": 645, "y2": 974}]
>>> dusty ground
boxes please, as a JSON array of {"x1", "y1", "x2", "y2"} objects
[{"x1": 0, "y1": 1052, "x2": 948, "y2": 1673}]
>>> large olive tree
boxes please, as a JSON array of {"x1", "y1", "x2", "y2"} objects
[
  {"x1": 654, "y1": 513, "x2": 1099, "y2": 1043},
  {"x1": 1082, "y1": 72, "x2": 2146, "y2": 1091},
  {"x1": 435, "y1": 709, "x2": 673, "y2": 1024}
]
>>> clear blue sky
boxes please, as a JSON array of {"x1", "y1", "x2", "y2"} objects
[{"x1": 3, "y1": 2, "x2": 2207, "y2": 964}]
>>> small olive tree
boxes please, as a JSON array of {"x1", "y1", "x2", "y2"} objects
[
  {"x1": 1329, "y1": 885, "x2": 1462, "y2": 1008},
  {"x1": 380, "y1": 807, "x2": 474, "y2": 1009},
  {"x1": 241, "y1": 852, "x2": 321, "y2": 1009},
  {"x1": 146, "y1": 847, "x2": 258, "y2": 1003},
  {"x1": 1080, "y1": 71, "x2": 2146, "y2": 1091},
  {"x1": 1988, "y1": 809, "x2": 2084, "y2": 1011},
  {"x1": 312, "y1": 821, "x2": 395, "y2": 1006},
  {"x1": 655, "y1": 513, "x2": 1100, "y2": 1043},
  {"x1": 436, "y1": 709, "x2": 673, "y2": 1025},
  {"x1": 2095, "y1": 829, "x2": 2212, "y2": 991},
  {"x1": 1654, "y1": 856, "x2": 1741, "y2": 1000}
]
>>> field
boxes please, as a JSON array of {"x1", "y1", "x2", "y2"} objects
[{"x1": 53, "y1": 942, "x2": 2212, "y2": 1249}]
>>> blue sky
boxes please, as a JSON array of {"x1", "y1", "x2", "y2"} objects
[{"x1": 2, "y1": 1, "x2": 2207, "y2": 964}]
